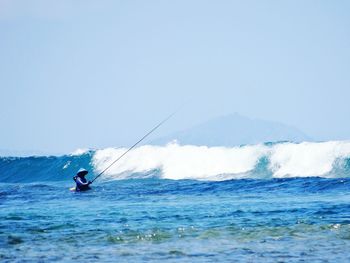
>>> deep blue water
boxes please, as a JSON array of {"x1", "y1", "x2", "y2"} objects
[{"x1": 1, "y1": 142, "x2": 350, "y2": 262}]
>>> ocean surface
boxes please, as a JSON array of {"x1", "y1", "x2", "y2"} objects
[{"x1": 1, "y1": 141, "x2": 350, "y2": 262}]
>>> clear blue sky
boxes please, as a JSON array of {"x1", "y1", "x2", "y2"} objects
[{"x1": 1, "y1": 0, "x2": 349, "y2": 154}]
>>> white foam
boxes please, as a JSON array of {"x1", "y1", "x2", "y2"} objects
[
  {"x1": 70, "y1": 148, "x2": 90, "y2": 156},
  {"x1": 269, "y1": 141, "x2": 350, "y2": 178},
  {"x1": 92, "y1": 141, "x2": 350, "y2": 181},
  {"x1": 92, "y1": 143, "x2": 268, "y2": 181}
]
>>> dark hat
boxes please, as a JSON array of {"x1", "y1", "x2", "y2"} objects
[{"x1": 77, "y1": 168, "x2": 88, "y2": 176}]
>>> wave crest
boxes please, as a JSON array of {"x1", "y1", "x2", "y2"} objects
[
  {"x1": 92, "y1": 141, "x2": 350, "y2": 181},
  {"x1": 2, "y1": 141, "x2": 350, "y2": 183}
]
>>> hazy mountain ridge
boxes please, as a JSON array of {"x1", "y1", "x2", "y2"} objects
[{"x1": 153, "y1": 114, "x2": 311, "y2": 146}]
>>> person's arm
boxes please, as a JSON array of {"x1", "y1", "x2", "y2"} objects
[{"x1": 76, "y1": 177, "x2": 91, "y2": 186}]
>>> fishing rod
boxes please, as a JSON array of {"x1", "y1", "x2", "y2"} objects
[{"x1": 91, "y1": 110, "x2": 177, "y2": 183}]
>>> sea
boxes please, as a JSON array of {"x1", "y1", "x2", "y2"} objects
[{"x1": 1, "y1": 141, "x2": 350, "y2": 262}]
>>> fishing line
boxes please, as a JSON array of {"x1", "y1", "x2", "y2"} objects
[{"x1": 91, "y1": 108, "x2": 182, "y2": 183}]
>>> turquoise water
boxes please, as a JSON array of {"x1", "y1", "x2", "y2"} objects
[
  {"x1": 2, "y1": 142, "x2": 350, "y2": 262},
  {"x1": 1, "y1": 178, "x2": 350, "y2": 262}
]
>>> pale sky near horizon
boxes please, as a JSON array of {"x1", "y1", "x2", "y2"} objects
[{"x1": 1, "y1": 0, "x2": 350, "y2": 154}]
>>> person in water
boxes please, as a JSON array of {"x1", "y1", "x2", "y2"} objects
[{"x1": 73, "y1": 168, "x2": 92, "y2": 191}]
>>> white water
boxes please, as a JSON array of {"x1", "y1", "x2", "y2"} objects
[{"x1": 92, "y1": 141, "x2": 350, "y2": 181}]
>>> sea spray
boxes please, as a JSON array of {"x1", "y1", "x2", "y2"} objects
[{"x1": 92, "y1": 141, "x2": 350, "y2": 181}]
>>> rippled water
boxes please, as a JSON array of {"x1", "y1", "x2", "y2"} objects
[{"x1": 1, "y1": 178, "x2": 350, "y2": 262}]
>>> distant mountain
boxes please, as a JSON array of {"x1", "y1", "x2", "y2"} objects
[{"x1": 152, "y1": 113, "x2": 311, "y2": 146}]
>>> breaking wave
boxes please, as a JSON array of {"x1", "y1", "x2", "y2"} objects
[
  {"x1": 1, "y1": 141, "x2": 350, "y2": 183},
  {"x1": 93, "y1": 141, "x2": 350, "y2": 181}
]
